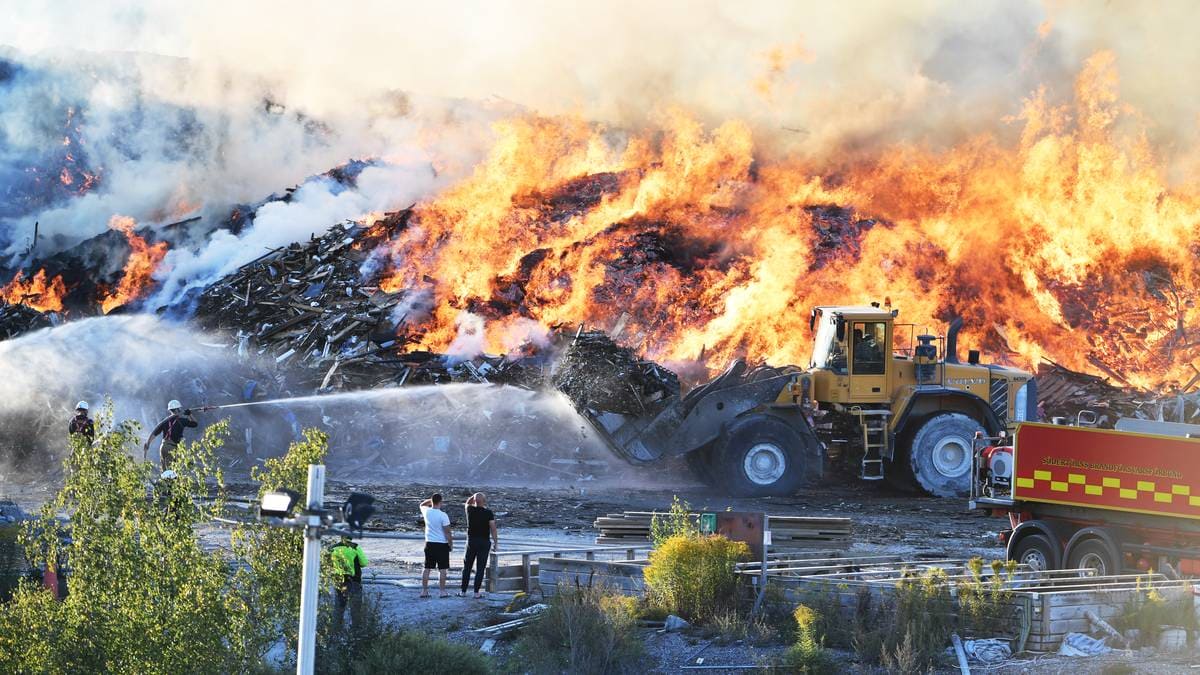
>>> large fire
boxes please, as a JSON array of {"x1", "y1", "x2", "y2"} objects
[
  {"x1": 0, "y1": 269, "x2": 67, "y2": 313},
  {"x1": 99, "y1": 215, "x2": 169, "y2": 314},
  {"x1": 374, "y1": 52, "x2": 1198, "y2": 391}
]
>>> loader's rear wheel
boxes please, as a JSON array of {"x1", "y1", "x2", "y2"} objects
[
  {"x1": 713, "y1": 414, "x2": 811, "y2": 497},
  {"x1": 908, "y1": 412, "x2": 984, "y2": 498}
]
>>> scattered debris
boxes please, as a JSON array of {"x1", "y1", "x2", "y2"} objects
[
  {"x1": 664, "y1": 614, "x2": 690, "y2": 632},
  {"x1": 962, "y1": 638, "x2": 1011, "y2": 665},
  {"x1": 1057, "y1": 632, "x2": 1112, "y2": 657}
]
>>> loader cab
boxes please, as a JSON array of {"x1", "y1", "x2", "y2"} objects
[{"x1": 809, "y1": 306, "x2": 895, "y2": 404}]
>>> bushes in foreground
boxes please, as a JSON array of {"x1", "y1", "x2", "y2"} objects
[
  {"x1": 515, "y1": 581, "x2": 644, "y2": 675},
  {"x1": 643, "y1": 533, "x2": 749, "y2": 623}
]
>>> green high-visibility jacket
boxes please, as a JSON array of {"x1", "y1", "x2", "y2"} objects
[{"x1": 330, "y1": 541, "x2": 368, "y2": 579}]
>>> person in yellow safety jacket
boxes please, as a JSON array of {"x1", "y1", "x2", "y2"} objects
[{"x1": 330, "y1": 535, "x2": 368, "y2": 614}]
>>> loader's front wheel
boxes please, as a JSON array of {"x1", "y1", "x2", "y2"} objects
[
  {"x1": 908, "y1": 412, "x2": 984, "y2": 498},
  {"x1": 713, "y1": 414, "x2": 811, "y2": 497}
]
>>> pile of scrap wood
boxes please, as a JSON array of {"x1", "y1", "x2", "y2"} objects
[
  {"x1": 593, "y1": 511, "x2": 852, "y2": 550},
  {"x1": 552, "y1": 330, "x2": 680, "y2": 415},
  {"x1": 193, "y1": 210, "x2": 553, "y2": 392},
  {"x1": 0, "y1": 302, "x2": 53, "y2": 340},
  {"x1": 1036, "y1": 362, "x2": 1200, "y2": 426}
]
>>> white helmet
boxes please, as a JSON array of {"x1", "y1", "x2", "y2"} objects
[
  {"x1": 167, "y1": 400, "x2": 182, "y2": 411},
  {"x1": 75, "y1": 401, "x2": 89, "y2": 411},
  {"x1": 160, "y1": 469, "x2": 178, "y2": 480}
]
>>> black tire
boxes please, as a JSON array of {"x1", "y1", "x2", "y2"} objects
[
  {"x1": 712, "y1": 414, "x2": 813, "y2": 497},
  {"x1": 908, "y1": 412, "x2": 985, "y2": 498},
  {"x1": 1010, "y1": 533, "x2": 1058, "y2": 572},
  {"x1": 1066, "y1": 537, "x2": 1120, "y2": 576}
]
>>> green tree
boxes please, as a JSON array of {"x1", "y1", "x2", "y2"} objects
[
  {"x1": 229, "y1": 428, "x2": 333, "y2": 666},
  {"x1": 0, "y1": 407, "x2": 332, "y2": 673}
]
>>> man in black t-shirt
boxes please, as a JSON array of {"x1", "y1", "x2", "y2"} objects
[{"x1": 460, "y1": 492, "x2": 498, "y2": 598}]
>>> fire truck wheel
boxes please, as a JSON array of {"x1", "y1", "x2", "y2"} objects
[
  {"x1": 1010, "y1": 534, "x2": 1057, "y2": 572},
  {"x1": 1066, "y1": 538, "x2": 1120, "y2": 577},
  {"x1": 908, "y1": 412, "x2": 985, "y2": 498},
  {"x1": 714, "y1": 414, "x2": 809, "y2": 497}
]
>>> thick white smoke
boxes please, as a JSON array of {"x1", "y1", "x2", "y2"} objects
[{"x1": 149, "y1": 162, "x2": 443, "y2": 309}]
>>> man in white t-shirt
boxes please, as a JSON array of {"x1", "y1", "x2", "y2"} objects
[{"x1": 419, "y1": 493, "x2": 453, "y2": 598}]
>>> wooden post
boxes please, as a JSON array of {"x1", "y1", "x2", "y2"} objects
[
  {"x1": 626, "y1": 548, "x2": 636, "y2": 560},
  {"x1": 586, "y1": 551, "x2": 596, "y2": 561},
  {"x1": 521, "y1": 554, "x2": 532, "y2": 593},
  {"x1": 488, "y1": 552, "x2": 499, "y2": 593}
]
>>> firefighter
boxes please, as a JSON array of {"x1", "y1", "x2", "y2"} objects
[
  {"x1": 68, "y1": 401, "x2": 94, "y2": 444},
  {"x1": 330, "y1": 535, "x2": 369, "y2": 619},
  {"x1": 143, "y1": 400, "x2": 198, "y2": 471}
]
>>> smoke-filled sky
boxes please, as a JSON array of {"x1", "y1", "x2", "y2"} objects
[{"x1": 2, "y1": 1, "x2": 1198, "y2": 257}]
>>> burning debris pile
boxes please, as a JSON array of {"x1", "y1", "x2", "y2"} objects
[
  {"x1": 0, "y1": 303, "x2": 52, "y2": 340},
  {"x1": 193, "y1": 210, "x2": 554, "y2": 393},
  {"x1": 551, "y1": 330, "x2": 680, "y2": 416},
  {"x1": 1036, "y1": 362, "x2": 1200, "y2": 427}
]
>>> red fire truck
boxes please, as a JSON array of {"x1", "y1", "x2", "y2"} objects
[{"x1": 971, "y1": 419, "x2": 1200, "y2": 577}]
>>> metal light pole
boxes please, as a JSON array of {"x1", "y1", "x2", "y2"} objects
[{"x1": 296, "y1": 464, "x2": 325, "y2": 675}]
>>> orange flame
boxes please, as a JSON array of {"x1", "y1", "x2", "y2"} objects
[
  {"x1": 376, "y1": 52, "x2": 1199, "y2": 391},
  {"x1": 99, "y1": 215, "x2": 169, "y2": 314},
  {"x1": 1, "y1": 269, "x2": 67, "y2": 313}
]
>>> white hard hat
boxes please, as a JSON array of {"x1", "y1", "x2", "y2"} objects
[
  {"x1": 75, "y1": 401, "x2": 89, "y2": 411},
  {"x1": 160, "y1": 469, "x2": 178, "y2": 480},
  {"x1": 167, "y1": 400, "x2": 182, "y2": 411}
]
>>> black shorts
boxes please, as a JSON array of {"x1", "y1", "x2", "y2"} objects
[{"x1": 424, "y1": 542, "x2": 450, "y2": 570}]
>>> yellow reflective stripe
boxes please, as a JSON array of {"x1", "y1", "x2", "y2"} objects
[
  {"x1": 1068, "y1": 474, "x2": 1086, "y2": 485},
  {"x1": 1173, "y1": 485, "x2": 1190, "y2": 496},
  {"x1": 1103, "y1": 477, "x2": 1121, "y2": 488},
  {"x1": 1034, "y1": 470, "x2": 1052, "y2": 481},
  {"x1": 1016, "y1": 477, "x2": 1035, "y2": 489},
  {"x1": 1154, "y1": 493, "x2": 1173, "y2": 503},
  {"x1": 1084, "y1": 485, "x2": 1103, "y2": 496}
]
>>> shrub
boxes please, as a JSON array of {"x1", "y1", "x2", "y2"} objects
[
  {"x1": 650, "y1": 496, "x2": 698, "y2": 546},
  {"x1": 642, "y1": 534, "x2": 749, "y2": 623},
  {"x1": 349, "y1": 631, "x2": 490, "y2": 675},
  {"x1": 781, "y1": 604, "x2": 836, "y2": 674},
  {"x1": 515, "y1": 581, "x2": 644, "y2": 675},
  {"x1": 1115, "y1": 576, "x2": 1197, "y2": 647}
]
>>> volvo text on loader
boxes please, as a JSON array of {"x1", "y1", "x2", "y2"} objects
[{"x1": 577, "y1": 304, "x2": 1037, "y2": 498}]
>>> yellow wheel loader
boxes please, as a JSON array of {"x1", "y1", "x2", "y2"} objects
[{"x1": 578, "y1": 305, "x2": 1036, "y2": 498}]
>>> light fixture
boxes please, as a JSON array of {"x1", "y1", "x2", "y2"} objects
[{"x1": 259, "y1": 488, "x2": 300, "y2": 518}]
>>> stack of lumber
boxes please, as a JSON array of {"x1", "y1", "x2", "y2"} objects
[{"x1": 593, "y1": 511, "x2": 852, "y2": 550}]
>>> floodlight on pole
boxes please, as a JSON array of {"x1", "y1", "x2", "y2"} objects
[{"x1": 259, "y1": 488, "x2": 300, "y2": 519}]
